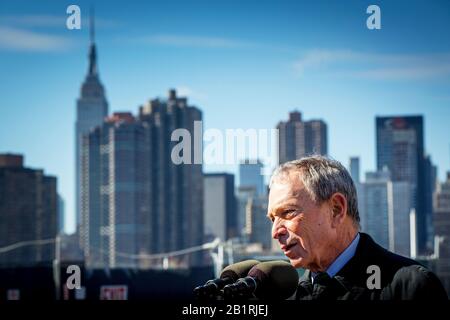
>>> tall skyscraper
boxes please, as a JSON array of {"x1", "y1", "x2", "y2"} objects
[
  {"x1": 239, "y1": 159, "x2": 265, "y2": 196},
  {"x1": 434, "y1": 172, "x2": 450, "y2": 295},
  {"x1": 359, "y1": 169, "x2": 412, "y2": 257},
  {"x1": 277, "y1": 111, "x2": 327, "y2": 165},
  {"x1": 75, "y1": 14, "x2": 108, "y2": 232},
  {"x1": 376, "y1": 116, "x2": 428, "y2": 254},
  {"x1": 81, "y1": 90, "x2": 203, "y2": 268},
  {"x1": 0, "y1": 154, "x2": 57, "y2": 267},
  {"x1": 349, "y1": 157, "x2": 360, "y2": 184},
  {"x1": 204, "y1": 173, "x2": 237, "y2": 242}
]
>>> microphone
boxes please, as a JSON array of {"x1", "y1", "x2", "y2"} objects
[
  {"x1": 223, "y1": 260, "x2": 299, "y2": 300},
  {"x1": 194, "y1": 259, "x2": 260, "y2": 298}
]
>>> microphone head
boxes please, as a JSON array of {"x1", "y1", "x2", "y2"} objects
[
  {"x1": 248, "y1": 260, "x2": 299, "y2": 300},
  {"x1": 220, "y1": 259, "x2": 260, "y2": 281},
  {"x1": 194, "y1": 260, "x2": 260, "y2": 298}
]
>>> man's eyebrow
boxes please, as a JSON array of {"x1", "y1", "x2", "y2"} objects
[
  {"x1": 267, "y1": 202, "x2": 299, "y2": 219},
  {"x1": 267, "y1": 206, "x2": 281, "y2": 219}
]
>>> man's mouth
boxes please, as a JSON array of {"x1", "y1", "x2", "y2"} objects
[{"x1": 281, "y1": 242, "x2": 297, "y2": 252}]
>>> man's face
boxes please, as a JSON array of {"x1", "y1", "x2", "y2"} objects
[{"x1": 268, "y1": 173, "x2": 336, "y2": 271}]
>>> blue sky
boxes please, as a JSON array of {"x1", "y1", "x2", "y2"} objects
[{"x1": 0, "y1": 0, "x2": 449, "y2": 234}]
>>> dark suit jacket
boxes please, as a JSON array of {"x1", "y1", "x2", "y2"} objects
[{"x1": 295, "y1": 233, "x2": 448, "y2": 300}]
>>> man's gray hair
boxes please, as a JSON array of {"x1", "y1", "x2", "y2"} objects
[{"x1": 270, "y1": 155, "x2": 360, "y2": 227}]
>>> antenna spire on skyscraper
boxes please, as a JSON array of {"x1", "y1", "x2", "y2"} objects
[{"x1": 88, "y1": 6, "x2": 97, "y2": 76}]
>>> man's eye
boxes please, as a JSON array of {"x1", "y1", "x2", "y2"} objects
[{"x1": 284, "y1": 210, "x2": 297, "y2": 218}]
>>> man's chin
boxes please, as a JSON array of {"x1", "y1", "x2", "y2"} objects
[{"x1": 288, "y1": 257, "x2": 306, "y2": 269}]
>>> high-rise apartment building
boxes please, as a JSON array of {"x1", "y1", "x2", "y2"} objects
[
  {"x1": 277, "y1": 111, "x2": 327, "y2": 165},
  {"x1": 0, "y1": 154, "x2": 57, "y2": 267}
]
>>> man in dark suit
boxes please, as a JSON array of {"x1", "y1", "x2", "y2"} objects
[{"x1": 267, "y1": 155, "x2": 447, "y2": 300}]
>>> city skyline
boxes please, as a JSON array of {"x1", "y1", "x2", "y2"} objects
[{"x1": 1, "y1": 0, "x2": 450, "y2": 234}]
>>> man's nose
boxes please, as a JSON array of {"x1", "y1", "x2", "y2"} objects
[{"x1": 272, "y1": 218, "x2": 287, "y2": 239}]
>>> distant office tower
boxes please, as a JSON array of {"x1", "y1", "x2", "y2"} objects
[
  {"x1": 277, "y1": 111, "x2": 327, "y2": 165},
  {"x1": 81, "y1": 90, "x2": 203, "y2": 268},
  {"x1": 75, "y1": 15, "x2": 108, "y2": 232},
  {"x1": 57, "y1": 194, "x2": 65, "y2": 235},
  {"x1": 376, "y1": 116, "x2": 429, "y2": 254},
  {"x1": 359, "y1": 169, "x2": 412, "y2": 257},
  {"x1": 204, "y1": 173, "x2": 237, "y2": 242},
  {"x1": 433, "y1": 172, "x2": 450, "y2": 295},
  {"x1": 239, "y1": 159, "x2": 266, "y2": 196},
  {"x1": 0, "y1": 154, "x2": 57, "y2": 267},
  {"x1": 349, "y1": 157, "x2": 360, "y2": 184},
  {"x1": 244, "y1": 194, "x2": 272, "y2": 251}
]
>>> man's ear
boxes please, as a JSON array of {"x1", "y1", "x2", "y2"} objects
[{"x1": 330, "y1": 193, "x2": 347, "y2": 228}]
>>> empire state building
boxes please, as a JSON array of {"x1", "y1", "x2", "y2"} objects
[{"x1": 75, "y1": 14, "x2": 108, "y2": 231}]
